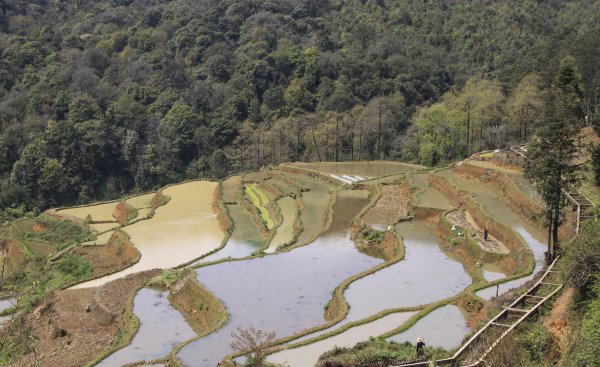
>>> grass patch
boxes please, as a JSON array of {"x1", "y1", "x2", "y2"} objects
[
  {"x1": 16, "y1": 215, "x2": 93, "y2": 251},
  {"x1": 316, "y1": 337, "x2": 449, "y2": 367}
]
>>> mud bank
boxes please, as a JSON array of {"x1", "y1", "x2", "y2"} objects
[{"x1": 14, "y1": 270, "x2": 160, "y2": 367}]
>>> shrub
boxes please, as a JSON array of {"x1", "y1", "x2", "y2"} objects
[
  {"x1": 56, "y1": 254, "x2": 92, "y2": 281},
  {"x1": 561, "y1": 220, "x2": 600, "y2": 294}
]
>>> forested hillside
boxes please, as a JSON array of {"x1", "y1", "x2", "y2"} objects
[{"x1": 1, "y1": 0, "x2": 599, "y2": 214}]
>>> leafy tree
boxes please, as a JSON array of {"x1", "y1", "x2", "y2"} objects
[
  {"x1": 506, "y1": 74, "x2": 544, "y2": 142},
  {"x1": 159, "y1": 101, "x2": 202, "y2": 165},
  {"x1": 210, "y1": 150, "x2": 231, "y2": 179},
  {"x1": 593, "y1": 145, "x2": 600, "y2": 187},
  {"x1": 38, "y1": 158, "x2": 67, "y2": 205}
]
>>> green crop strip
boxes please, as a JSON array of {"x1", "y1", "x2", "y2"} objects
[{"x1": 245, "y1": 185, "x2": 274, "y2": 229}]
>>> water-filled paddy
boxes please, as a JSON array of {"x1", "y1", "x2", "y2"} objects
[
  {"x1": 482, "y1": 263, "x2": 507, "y2": 282},
  {"x1": 96, "y1": 288, "x2": 195, "y2": 367},
  {"x1": 57, "y1": 201, "x2": 117, "y2": 223},
  {"x1": 73, "y1": 181, "x2": 223, "y2": 288},
  {"x1": 221, "y1": 176, "x2": 241, "y2": 203},
  {"x1": 289, "y1": 161, "x2": 420, "y2": 177},
  {"x1": 177, "y1": 190, "x2": 381, "y2": 367},
  {"x1": 265, "y1": 197, "x2": 297, "y2": 253},
  {"x1": 280, "y1": 172, "x2": 333, "y2": 246},
  {"x1": 411, "y1": 173, "x2": 454, "y2": 209},
  {"x1": 436, "y1": 169, "x2": 546, "y2": 298},
  {"x1": 0, "y1": 298, "x2": 15, "y2": 314},
  {"x1": 89, "y1": 222, "x2": 119, "y2": 233},
  {"x1": 264, "y1": 219, "x2": 471, "y2": 351},
  {"x1": 387, "y1": 305, "x2": 470, "y2": 350},
  {"x1": 476, "y1": 226, "x2": 546, "y2": 299},
  {"x1": 268, "y1": 312, "x2": 417, "y2": 367},
  {"x1": 125, "y1": 193, "x2": 156, "y2": 209},
  {"x1": 465, "y1": 160, "x2": 542, "y2": 203},
  {"x1": 342, "y1": 221, "x2": 471, "y2": 323},
  {"x1": 81, "y1": 230, "x2": 114, "y2": 246},
  {"x1": 201, "y1": 204, "x2": 265, "y2": 262}
]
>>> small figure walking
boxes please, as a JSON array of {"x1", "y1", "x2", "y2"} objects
[
  {"x1": 416, "y1": 337, "x2": 425, "y2": 357},
  {"x1": 483, "y1": 227, "x2": 488, "y2": 241}
]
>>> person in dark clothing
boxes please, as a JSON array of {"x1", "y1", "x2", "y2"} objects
[
  {"x1": 483, "y1": 227, "x2": 488, "y2": 241},
  {"x1": 416, "y1": 338, "x2": 425, "y2": 357}
]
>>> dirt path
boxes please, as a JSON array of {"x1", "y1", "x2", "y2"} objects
[
  {"x1": 15, "y1": 270, "x2": 161, "y2": 367},
  {"x1": 543, "y1": 287, "x2": 574, "y2": 349},
  {"x1": 446, "y1": 210, "x2": 509, "y2": 254}
]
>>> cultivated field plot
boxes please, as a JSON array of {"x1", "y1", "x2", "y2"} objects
[{"x1": 9, "y1": 157, "x2": 555, "y2": 367}]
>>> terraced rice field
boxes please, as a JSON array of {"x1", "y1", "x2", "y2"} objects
[
  {"x1": 265, "y1": 197, "x2": 298, "y2": 253},
  {"x1": 49, "y1": 157, "x2": 553, "y2": 367},
  {"x1": 56, "y1": 202, "x2": 117, "y2": 222},
  {"x1": 411, "y1": 173, "x2": 454, "y2": 209},
  {"x1": 289, "y1": 161, "x2": 422, "y2": 177},
  {"x1": 279, "y1": 171, "x2": 333, "y2": 247},
  {"x1": 72, "y1": 181, "x2": 224, "y2": 289}
]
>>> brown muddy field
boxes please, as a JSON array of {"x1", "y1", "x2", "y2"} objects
[{"x1": 15, "y1": 270, "x2": 161, "y2": 367}]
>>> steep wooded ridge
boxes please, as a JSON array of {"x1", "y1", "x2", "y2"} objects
[{"x1": 0, "y1": 0, "x2": 599, "y2": 215}]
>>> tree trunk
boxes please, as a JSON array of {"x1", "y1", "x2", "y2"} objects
[
  {"x1": 547, "y1": 210, "x2": 553, "y2": 262},
  {"x1": 358, "y1": 126, "x2": 363, "y2": 161},
  {"x1": 335, "y1": 113, "x2": 339, "y2": 162},
  {"x1": 311, "y1": 125, "x2": 322, "y2": 162},
  {"x1": 377, "y1": 99, "x2": 382, "y2": 158},
  {"x1": 552, "y1": 203, "x2": 560, "y2": 258}
]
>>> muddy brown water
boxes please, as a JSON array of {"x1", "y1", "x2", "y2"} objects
[
  {"x1": 57, "y1": 201, "x2": 116, "y2": 222},
  {"x1": 125, "y1": 193, "x2": 156, "y2": 209},
  {"x1": 96, "y1": 288, "x2": 196, "y2": 366},
  {"x1": 268, "y1": 312, "x2": 417, "y2": 367},
  {"x1": 176, "y1": 190, "x2": 382, "y2": 367},
  {"x1": 72, "y1": 181, "x2": 223, "y2": 289},
  {"x1": 386, "y1": 305, "x2": 470, "y2": 349},
  {"x1": 290, "y1": 161, "x2": 420, "y2": 177}
]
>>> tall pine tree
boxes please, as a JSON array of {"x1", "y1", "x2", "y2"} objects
[{"x1": 525, "y1": 56, "x2": 584, "y2": 261}]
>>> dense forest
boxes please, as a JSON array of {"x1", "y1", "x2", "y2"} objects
[{"x1": 1, "y1": 0, "x2": 600, "y2": 215}]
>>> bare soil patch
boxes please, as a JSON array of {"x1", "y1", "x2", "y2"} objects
[
  {"x1": 14, "y1": 270, "x2": 161, "y2": 367},
  {"x1": 543, "y1": 287, "x2": 574, "y2": 349},
  {"x1": 74, "y1": 230, "x2": 140, "y2": 279},
  {"x1": 446, "y1": 210, "x2": 508, "y2": 254}
]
